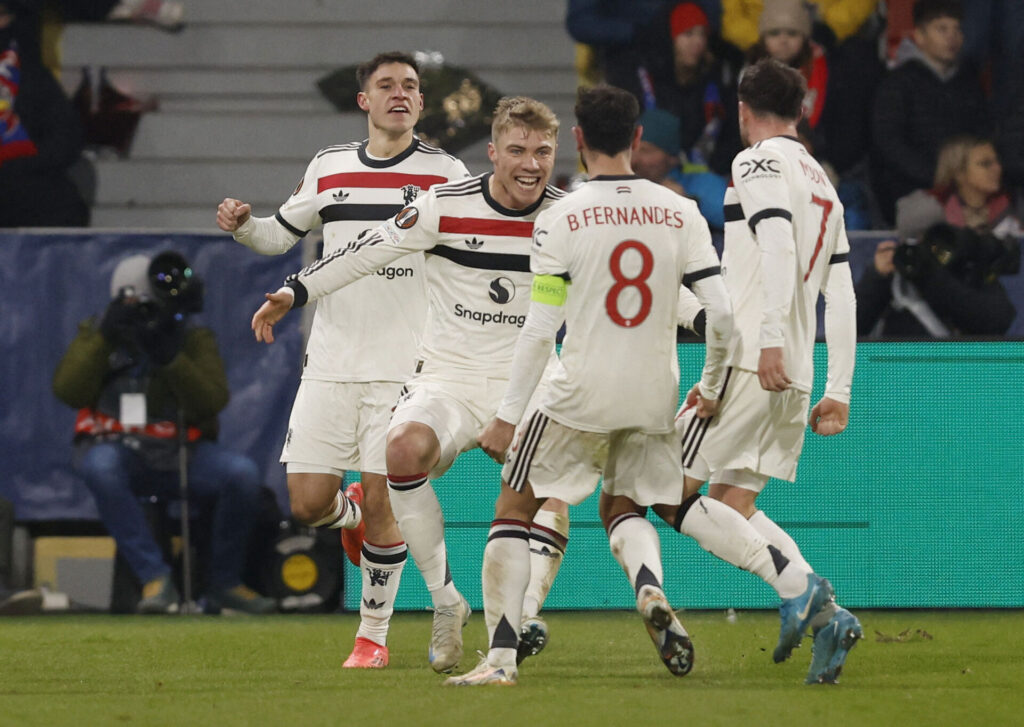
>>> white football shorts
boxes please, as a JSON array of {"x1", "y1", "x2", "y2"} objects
[
  {"x1": 388, "y1": 370, "x2": 553, "y2": 481},
  {"x1": 502, "y1": 411, "x2": 685, "y2": 507},
  {"x1": 676, "y1": 368, "x2": 809, "y2": 490},
  {"x1": 280, "y1": 379, "x2": 402, "y2": 476}
]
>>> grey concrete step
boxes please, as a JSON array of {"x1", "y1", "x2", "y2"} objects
[
  {"x1": 124, "y1": 98, "x2": 577, "y2": 162},
  {"x1": 62, "y1": 0, "x2": 576, "y2": 230},
  {"x1": 90, "y1": 204, "x2": 223, "y2": 230},
  {"x1": 184, "y1": 0, "x2": 564, "y2": 24},
  {"x1": 61, "y1": 67, "x2": 579, "y2": 104},
  {"x1": 61, "y1": 23, "x2": 574, "y2": 70},
  {"x1": 93, "y1": 160, "x2": 304, "y2": 207},
  {"x1": 93, "y1": 135, "x2": 577, "y2": 208}
]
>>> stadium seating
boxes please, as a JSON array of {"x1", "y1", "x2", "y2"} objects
[{"x1": 58, "y1": 0, "x2": 579, "y2": 228}]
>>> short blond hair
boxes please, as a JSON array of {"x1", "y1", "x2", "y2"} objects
[
  {"x1": 491, "y1": 96, "x2": 560, "y2": 143},
  {"x1": 933, "y1": 134, "x2": 993, "y2": 193}
]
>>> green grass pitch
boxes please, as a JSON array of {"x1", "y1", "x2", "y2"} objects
[{"x1": 1, "y1": 610, "x2": 1020, "y2": 726}]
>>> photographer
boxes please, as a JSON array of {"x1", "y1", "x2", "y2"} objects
[
  {"x1": 856, "y1": 135, "x2": 1020, "y2": 337},
  {"x1": 52, "y1": 252, "x2": 275, "y2": 614}
]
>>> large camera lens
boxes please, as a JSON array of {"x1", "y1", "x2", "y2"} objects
[
  {"x1": 149, "y1": 251, "x2": 193, "y2": 299},
  {"x1": 148, "y1": 250, "x2": 204, "y2": 313}
]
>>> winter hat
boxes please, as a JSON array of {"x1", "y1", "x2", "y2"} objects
[
  {"x1": 670, "y1": 3, "x2": 709, "y2": 38},
  {"x1": 639, "y1": 108, "x2": 682, "y2": 157},
  {"x1": 759, "y1": 0, "x2": 812, "y2": 36},
  {"x1": 109, "y1": 254, "x2": 154, "y2": 300}
]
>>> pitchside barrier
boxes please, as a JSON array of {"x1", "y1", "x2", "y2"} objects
[
  {"x1": 0, "y1": 231, "x2": 303, "y2": 523},
  {"x1": 2, "y1": 231, "x2": 1022, "y2": 609},
  {"x1": 347, "y1": 339, "x2": 1024, "y2": 611}
]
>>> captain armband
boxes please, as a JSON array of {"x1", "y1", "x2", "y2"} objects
[{"x1": 531, "y1": 275, "x2": 568, "y2": 306}]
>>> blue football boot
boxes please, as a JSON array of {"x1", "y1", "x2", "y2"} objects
[
  {"x1": 773, "y1": 574, "x2": 834, "y2": 663},
  {"x1": 805, "y1": 607, "x2": 863, "y2": 684}
]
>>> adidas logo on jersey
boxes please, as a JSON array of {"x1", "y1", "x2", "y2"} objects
[
  {"x1": 362, "y1": 598, "x2": 386, "y2": 610},
  {"x1": 333, "y1": 190, "x2": 350, "y2": 202},
  {"x1": 465, "y1": 237, "x2": 484, "y2": 249}
]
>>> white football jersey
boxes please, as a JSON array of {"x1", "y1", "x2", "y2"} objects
[
  {"x1": 292, "y1": 173, "x2": 566, "y2": 377},
  {"x1": 530, "y1": 176, "x2": 723, "y2": 434},
  {"x1": 278, "y1": 139, "x2": 469, "y2": 382},
  {"x1": 722, "y1": 136, "x2": 851, "y2": 393}
]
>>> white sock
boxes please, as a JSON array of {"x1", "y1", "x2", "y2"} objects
[
  {"x1": 482, "y1": 520, "x2": 530, "y2": 669},
  {"x1": 523, "y1": 509, "x2": 569, "y2": 619},
  {"x1": 747, "y1": 510, "x2": 836, "y2": 621},
  {"x1": 355, "y1": 540, "x2": 407, "y2": 646},
  {"x1": 748, "y1": 510, "x2": 813, "y2": 573},
  {"x1": 675, "y1": 494, "x2": 810, "y2": 599},
  {"x1": 310, "y1": 490, "x2": 361, "y2": 529},
  {"x1": 607, "y1": 512, "x2": 663, "y2": 595},
  {"x1": 387, "y1": 473, "x2": 458, "y2": 607}
]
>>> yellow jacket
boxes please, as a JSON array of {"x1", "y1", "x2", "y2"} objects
[{"x1": 721, "y1": 0, "x2": 878, "y2": 51}]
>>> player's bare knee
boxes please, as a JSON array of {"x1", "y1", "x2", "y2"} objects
[
  {"x1": 495, "y1": 480, "x2": 540, "y2": 522},
  {"x1": 290, "y1": 496, "x2": 329, "y2": 525},
  {"x1": 709, "y1": 484, "x2": 757, "y2": 519},
  {"x1": 650, "y1": 502, "x2": 677, "y2": 525},
  {"x1": 599, "y1": 494, "x2": 645, "y2": 530},
  {"x1": 386, "y1": 425, "x2": 436, "y2": 473},
  {"x1": 539, "y1": 497, "x2": 569, "y2": 517},
  {"x1": 286, "y1": 472, "x2": 340, "y2": 524}
]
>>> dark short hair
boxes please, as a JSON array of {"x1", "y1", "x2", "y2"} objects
[
  {"x1": 912, "y1": 0, "x2": 962, "y2": 27},
  {"x1": 574, "y1": 85, "x2": 639, "y2": 157},
  {"x1": 355, "y1": 51, "x2": 420, "y2": 90},
  {"x1": 737, "y1": 58, "x2": 805, "y2": 121}
]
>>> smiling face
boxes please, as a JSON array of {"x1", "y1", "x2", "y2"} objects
[
  {"x1": 356, "y1": 62, "x2": 424, "y2": 137},
  {"x1": 487, "y1": 125, "x2": 556, "y2": 209}
]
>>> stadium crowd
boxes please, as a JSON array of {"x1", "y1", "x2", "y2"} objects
[
  {"x1": 568, "y1": 0, "x2": 1022, "y2": 230},
  {"x1": 567, "y1": 0, "x2": 1021, "y2": 336}
]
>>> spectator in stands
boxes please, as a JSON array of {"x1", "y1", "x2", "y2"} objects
[
  {"x1": 870, "y1": 0, "x2": 989, "y2": 224},
  {"x1": 744, "y1": 0, "x2": 827, "y2": 147},
  {"x1": 632, "y1": 106, "x2": 727, "y2": 229},
  {"x1": 52, "y1": 252, "x2": 276, "y2": 614},
  {"x1": 722, "y1": 0, "x2": 878, "y2": 52},
  {"x1": 725, "y1": 1, "x2": 883, "y2": 219},
  {"x1": 856, "y1": 135, "x2": 1019, "y2": 338},
  {"x1": 565, "y1": 0, "x2": 721, "y2": 92},
  {"x1": 0, "y1": 1, "x2": 89, "y2": 227},
  {"x1": 610, "y1": 2, "x2": 743, "y2": 179}
]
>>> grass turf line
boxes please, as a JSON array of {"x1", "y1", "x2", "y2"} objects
[{"x1": 0, "y1": 610, "x2": 1020, "y2": 726}]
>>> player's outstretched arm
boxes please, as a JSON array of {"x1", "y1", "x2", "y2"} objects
[
  {"x1": 485, "y1": 283, "x2": 566, "y2": 462},
  {"x1": 809, "y1": 396, "x2": 849, "y2": 436},
  {"x1": 251, "y1": 288, "x2": 295, "y2": 343}
]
